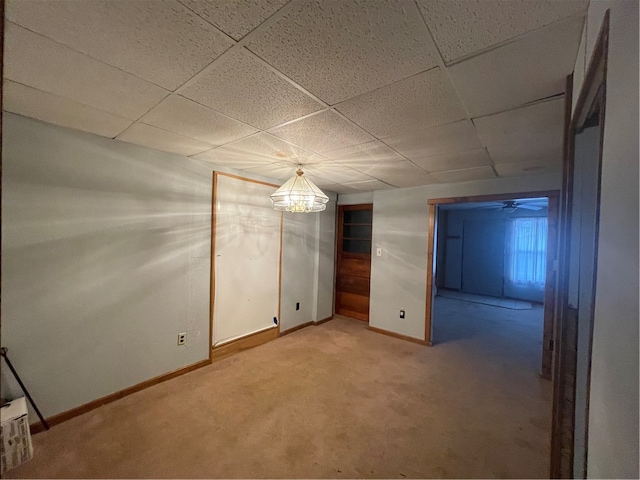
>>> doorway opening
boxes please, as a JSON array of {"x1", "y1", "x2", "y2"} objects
[
  {"x1": 427, "y1": 192, "x2": 559, "y2": 378},
  {"x1": 335, "y1": 204, "x2": 373, "y2": 321}
]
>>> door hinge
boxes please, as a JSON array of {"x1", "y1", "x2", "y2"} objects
[{"x1": 549, "y1": 339, "x2": 554, "y2": 351}]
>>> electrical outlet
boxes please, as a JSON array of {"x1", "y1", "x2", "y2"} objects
[
  {"x1": 177, "y1": 333, "x2": 186, "y2": 346},
  {"x1": 399, "y1": 309, "x2": 405, "y2": 319}
]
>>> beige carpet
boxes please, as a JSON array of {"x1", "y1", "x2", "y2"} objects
[{"x1": 8, "y1": 299, "x2": 551, "y2": 479}]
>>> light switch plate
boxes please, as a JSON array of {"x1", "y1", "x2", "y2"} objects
[{"x1": 376, "y1": 247, "x2": 382, "y2": 257}]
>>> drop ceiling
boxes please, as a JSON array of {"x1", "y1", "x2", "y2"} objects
[{"x1": 3, "y1": 0, "x2": 587, "y2": 193}]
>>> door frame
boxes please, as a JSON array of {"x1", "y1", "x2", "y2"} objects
[
  {"x1": 424, "y1": 190, "x2": 560, "y2": 376},
  {"x1": 209, "y1": 171, "x2": 283, "y2": 360},
  {"x1": 550, "y1": 11, "x2": 609, "y2": 479},
  {"x1": 335, "y1": 203, "x2": 373, "y2": 322}
]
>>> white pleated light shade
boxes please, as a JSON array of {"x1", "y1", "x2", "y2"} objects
[{"x1": 270, "y1": 166, "x2": 329, "y2": 213}]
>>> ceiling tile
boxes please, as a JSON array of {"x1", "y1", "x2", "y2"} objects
[
  {"x1": 140, "y1": 95, "x2": 257, "y2": 146},
  {"x1": 384, "y1": 120, "x2": 482, "y2": 161},
  {"x1": 432, "y1": 166, "x2": 496, "y2": 183},
  {"x1": 336, "y1": 68, "x2": 467, "y2": 138},
  {"x1": 449, "y1": 16, "x2": 584, "y2": 117},
  {"x1": 181, "y1": 48, "x2": 323, "y2": 129},
  {"x1": 343, "y1": 179, "x2": 395, "y2": 191},
  {"x1": 242, "y1": 162, "x2": 301, "y2": 181},
  {"x1": 192, "y1": 132, "x2": 325, "y2": 168},
  {"x1": 412, "y1": 148, "x2": 492, "y2": 173},
  {"x1": 474, "y1": 99, "x2": 564, "y2": 165},
  {"x1": 177, "y1": 0, "x2": 289, "y2": 41},
  {"x1": 304, "y1": 163, "x2": 375, "y2": 184},
  {"x1": 7, "y1": 0, "x2": 234, "y2": 90},
  {"x1": 246, "y1": 0, "x2": 439, "y2": 105},
  {"x1": 4, "y1": 23, "x2": 168, "y2": 120},
  {"x1": 3, "y1": 81, "x2": 132, "y2": 138},
  {"x1": 495, "y1": 161, "x2": 560, "y2": 177},
  {"x1": 323, "y1": 141, "x2": 405, "y2": 174},
  {"x1": 365, "y1": 160, "x2": 437, "y2": 188},
  {"x1": 417, "y1": 0, "x2": 587, "y2": 62},
  {"x1": 268, "y1": 110, "x2": 373, "y2": 153},
  {"x1": 117, "y1": 123, "x2": 214, "y2": 156}
]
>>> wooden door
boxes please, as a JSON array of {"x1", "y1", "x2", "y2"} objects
[{"x1": 335, "y1": 204, "x2": 372, "y2": 321}]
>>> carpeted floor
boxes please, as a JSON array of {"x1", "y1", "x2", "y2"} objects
[{"x1": 8, "y1": 298, "x2": 551, "y2": 479}]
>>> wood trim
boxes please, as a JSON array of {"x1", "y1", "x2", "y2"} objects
[
  {"x1": 269, "y1": 315, "x2": 333, "y2": 337},
  {"x1": 424, "y1": 190, "x2": 559, "y2": 349},
  {"x1": 210, "y1": 171, "x2": 284, "y2": 346},
  {"x1": 277, "y1": 209, "x2": 283, "y2": 333},
  {"x1": 30, "y1": 359, "x2": 212, "y2": 435},
  {"x1": 313, "y1": 315, "x2": 333, "y2": 326},
  {"x1": 424, "y1": 204, "x2": 436, "y2": 344},
  {"x1": 214, "y1": 171, "x2": 279, "y2": 189},
  {"x1": 211, "y1": 327, "x2": 279, "y2": 362},
  {"x1": 209, "y1": 172, "x2": 217, "y2": 361},
  {"x1": 551, "y1": 12, "x2": 609, "y2": 479},
  {"x1": 541, "y1": 194, "x2": 560, "y2": 380},
  {"x1": 280, "y1": 321, "x2": 313, "y2": 336},
  {"x1": 551, "y1": 73, "x2": 576, "y2": 480},
  {"x1": 427, "y1": 190, "x2": 560, "y2": 206},
  {"x1": 368, "y1": 326, "x2": 430, "y2": 346}
]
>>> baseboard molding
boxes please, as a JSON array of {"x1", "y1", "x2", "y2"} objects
[
  {"x1": 367, "y1": 326, "x2": 431, "y2": 346},
  {"x1": 280, "y1": 316, "x2": 334, "y2": 337},
  {"x1": 30, "y1": 358, "x2": 212, "y2": 435},
  {"x1": 313, "y1": 315, "x2": 333, "y2": 325},
  {"x1": 211, "y1": 327, "x2": 279, "y2": 362},
  {"x1": 280, "y1": 321, "x2": 313, "y2": 336}
]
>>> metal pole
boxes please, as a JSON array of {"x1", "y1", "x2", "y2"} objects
[{"x1": 0, "y1": 348, "x2": 49, "y2": 430}]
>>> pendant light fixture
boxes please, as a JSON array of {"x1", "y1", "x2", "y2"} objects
[{"x1": 270, "y1": 165, "x2": 329, "y2": 213}]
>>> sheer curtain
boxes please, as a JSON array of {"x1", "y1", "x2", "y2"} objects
[{"x1": 507, "y1": 217, "x2": 548, "y2": 288}]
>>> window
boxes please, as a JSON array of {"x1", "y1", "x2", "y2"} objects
[{"x1": 507, "y1": 217, "x2": 548, "y2": 288}]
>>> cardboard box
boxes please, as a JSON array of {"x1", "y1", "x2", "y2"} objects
[{"x1": 1, "y1": 397, "x2": 34, "y2": 474}]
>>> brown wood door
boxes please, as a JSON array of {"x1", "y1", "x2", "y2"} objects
[{"x1": 335, "y1": 204, "x2": 372, "y2": 321}]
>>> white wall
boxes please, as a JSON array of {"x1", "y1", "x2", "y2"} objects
[
  {"x1": 1, "y1": 113, "x2": 335, "y2": 419},
  {"x1": 368, "y1": 174, "x2": 561, "y2": 340},
  {"x1": 572, "y1": 2, "x2": 639, "y2": 478}
]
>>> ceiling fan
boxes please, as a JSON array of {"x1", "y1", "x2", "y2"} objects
[{"x1": 495, "y1": 200, "x2": 544, "y2": 212}]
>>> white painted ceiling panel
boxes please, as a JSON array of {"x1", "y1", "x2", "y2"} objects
[
  {"x1": 336, "y1": 68, "x2": 467, "y2": 138},
  {"x1": 474, "y1": 99, "x2": 564, "y2": 166},
  {"x1": 3, "y1": 0, "x2": 586, "y2": 190},
  {"x1": 117, "y1": 123, "x2": 214, "y2": 156},
  {"x1": 192, "y1": 132, "x2": 325, "y2": 168},
  {"x1": 180, "y1": 48, "x2": 323, "y2": 129},
  {"x1": 417, "y1": 0, "x2": 588, "y2": 62},
  {"x1": 3, "y1": 81, "x2": 132, "y2": 138},
  {"x1": 4, "y1": 23, "x2": 168, "y2": 120},
  {"x1": 305, "y1": 163, "x2": 375, "y2": 184},
  {"x1": 140, "y1": 95, "x2": 258, "y2": 145},
  {"x1": 449, "y1": 16, "x2": 584, "y2": 117},
  {"x1": 269, "y1": 110, "x2": 373, "y2": 153},
  {"x1": 7, "y1": 0, "x2": 234, "y2": 90},
  {"x1": 412, "y1": 148, "x2": 492, "y2": 173},
  {"x1": 242, "y1": 162, "x2": 304, "y2": 181},
  {"x1": 384, "y1": 120, "x2": 483, "y2": 160},
  {"x1": 246, "y1": 0, "x2": 439, "y2": 105},
  {"x1": 324, "y1": 141, "x2": 406, "y2": 167},
  {"x1": 364, "y1": 160, "x2": 437, "y2": 188},
  {"x1": 343, "y1": 179, "x2": 395, "y2": 191},
  {"x1": 432, "y1": 165, "x2": 496, "y2": 184},
  {"x1": 495, "y1": 161, "x2": 560, "y2": 177},
  {"x1": 177, "y1": 0, "x2": 289, "y2": 41}
]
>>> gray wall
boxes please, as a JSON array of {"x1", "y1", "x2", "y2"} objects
[
  {"x1": 573, "y1": 2, "x2": 639, "y2": 477},
  {"x1": 1, "y1": 113, "x2": 336, "y2": 420},
  {"x1": 438, "y1": 207, "x2": 548, "y2": 302},
  {"x1": 368, "y1": 174, "x2": 561, "y2": 340}
]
